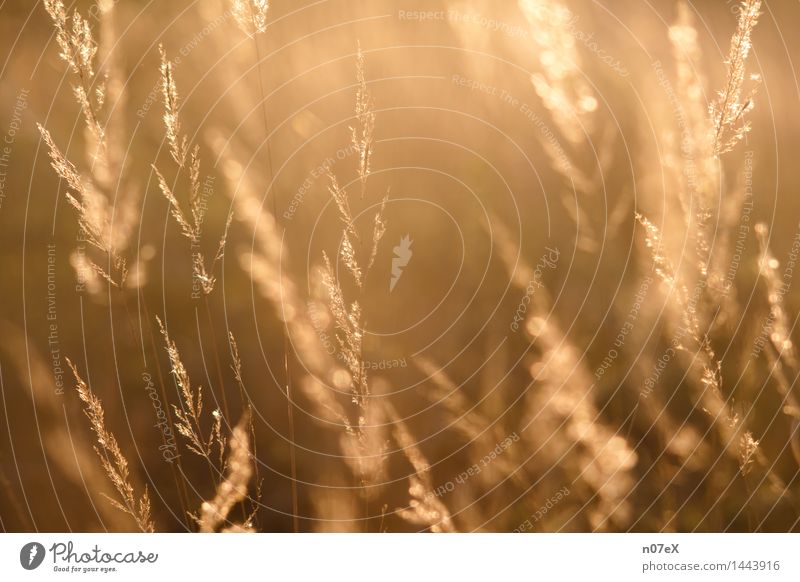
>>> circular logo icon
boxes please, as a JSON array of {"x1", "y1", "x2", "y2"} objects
[{"x1": 19, "y1": 542, "x2": 45, "y2": 570}]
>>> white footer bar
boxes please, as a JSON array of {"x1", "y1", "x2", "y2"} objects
[{"x1": 1, "y1": 533, "x2": 796, "y2": 581}]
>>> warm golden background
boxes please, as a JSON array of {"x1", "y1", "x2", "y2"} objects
[{"x1": 1, "y1": 0, "x2": 799, "y2": 532}]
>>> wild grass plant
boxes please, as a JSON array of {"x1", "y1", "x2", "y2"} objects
[{"x1": 2, "y1": 0, "x2": 798, "y2": 533}]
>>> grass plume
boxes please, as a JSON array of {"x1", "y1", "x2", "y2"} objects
[{"x1": 68, "y1": 359, "x2": 155, "y2": 532}]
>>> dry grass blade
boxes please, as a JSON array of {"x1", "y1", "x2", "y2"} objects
[
  {"x1": 159, "y1": 44, "x2": 188, "y2": 166},
  {"x1": 710, "y1": 0, "x2": 762, "y2": 156},
  {"x1": 326, "y1": 172, "x2": 358, "y2": 237},
  {"x1": 198, "y1": 412, "x2": 255, "y2": 532},
  {"x1": 153, "y1": 165, "x2": 196, "y2": 242},
  {"x1": 635, "y1": 217, "x2": 742, "y2": 457},
  {"x1": 315, "y1": 42, "x2": 385, "y2": 443},
  {"x1": 38, "y1": 125, "x2": 128, "y2": 288},
  {"x1": 518, "y1": 0, "x2": 597, "y2": 143},
  {"x1": 156, "y1": 316, "x2": 217, "y2": 460},
  {"x1": 340, "y1": 395, "x2": 388, "y2": 499},
  {"x1": 340, "y1": 230, "x2": 363, "y2": 288},
  {"x1": 43, "y1": 0, "x2": 104, "y2": 147},
  {"x1": 321, "y1": 252, "x2": 366, "y2": 406},
  {"x1": 156, "y1": 48, "x2": 230, "y2": 295},
  {"x1": 635, "y1": 214, "x2": 680, "y2": 292},
  {"x1": 232, "y1": 0, "x2": 270, "y2": 37},
  {"x1": 388, "y1": 405, "x2": 456, "y2": 533},
  {"x1": 367, "y1": 193, "x2": 388, "y2": 272},
  {"x1": 351, "y1": 42, "x2": 375, "y2": 195},
  {"x1": 325, "y1": 171, "x2": 386, "y2": 289},
  {"x1": 37, "y1": 124, "x2": 127, "y2": 288},
  {"x1": 67, "y1": 359, "x2": 155, "y2": 532}
]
